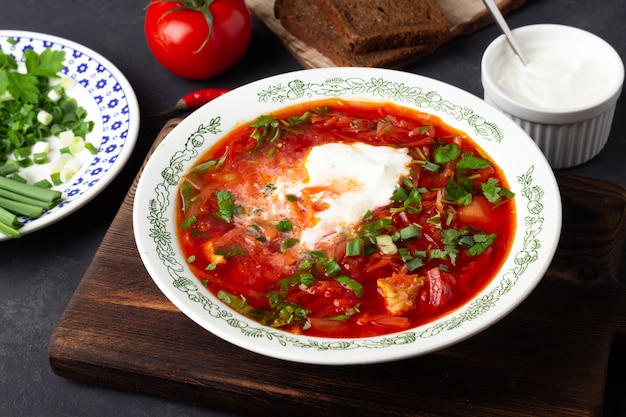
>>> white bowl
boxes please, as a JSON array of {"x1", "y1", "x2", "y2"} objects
[
  {"x1": 481, "y1": 24, "x2": 624, "y2": 169},
  {"x1": 133, "y1": 67, "x2": 561, "y2": 365}
]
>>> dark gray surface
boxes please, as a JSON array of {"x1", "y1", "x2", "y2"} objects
[{"x1": 1, "y1": 1, "x2": 625, "y2": 416}]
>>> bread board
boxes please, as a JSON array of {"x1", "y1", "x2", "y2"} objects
[
  {"x1": 49, "y1": 118, "x2": 626, "y2": 417},
  {"x1": 244, "y1": 0, "x2": 528, "y2": 68}
]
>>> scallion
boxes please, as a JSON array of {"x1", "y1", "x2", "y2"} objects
[
  {"x1": 0, "y1": 196, "x2": 44, "y2": 218},
  {"x1": 345, "y1": 238, "x2": 363, "y2": 257},
  {"x1": 0, "y1": 206, "x2": 23, "y2": 238},
  {"x1": 0, "y1": 188, "x2": 56, "y2": 210},
  {"x1": 0, "y1": 176, "x2": 61, "y2": 204},
  {"x1": 0, "y1": 220, "x2": 21, "y2": 238}
]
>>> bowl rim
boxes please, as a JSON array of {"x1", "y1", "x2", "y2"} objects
[
  {"x1": 481, "y1": 24, "x2": 625, "y2": 124},
  {"x1": 133, "y1": 67, "x2": 562, "y2": 365}
]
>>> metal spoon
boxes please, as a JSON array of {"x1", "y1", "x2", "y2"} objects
[{"x1": 481, "y1": 0, "x2": 528, "y2": 66}]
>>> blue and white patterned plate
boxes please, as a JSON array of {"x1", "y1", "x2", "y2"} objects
[{"x1": 0, "y1": 30, "x2": 140, "y2": 241}]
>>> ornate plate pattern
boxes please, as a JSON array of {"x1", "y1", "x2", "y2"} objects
[
  {"x1": 134, "y1": 68, "x2": 561, "y2": 365},
  {"x1": 0, "y1": 30, "x2": 140, "y2": 241}
]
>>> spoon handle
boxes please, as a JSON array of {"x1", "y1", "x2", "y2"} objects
[{"x1": 481, "y1": 0, "x2": 528, "y2": 65}]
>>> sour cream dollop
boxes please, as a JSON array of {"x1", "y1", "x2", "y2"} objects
[{"x1": 288, "y1": 142, "x2": 412, "y2": 250}]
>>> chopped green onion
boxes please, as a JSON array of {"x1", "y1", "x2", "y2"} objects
[
  {"x1": 335, "y1": 276, "x2": 364, "y2": 298},
  {"x1": 399, "y1": 224, "x2": 421, "y2": 240},
  {"x1": 33, "y1": 179, "x2": 53, "y2": 189},
  {"x1": 405, "y1": 257, "x2": 424, "y2": 272},
  {"x1": 33, "y1": 152, "x2": 48, "y2": 164},
  {"x1": 0, "y1": 206, "x2": 23, "y2": 228},
  {"x1": 345, "y1": 238, "x2": 363, "y2": 256},
  {"x1": 0, "y1": 196, "x2": 44, "y2": 218},
  {"x1": 323, "y1": 258, "x2": 342, "y2": 277},
  {"x1": 0, "y1": 221, "x2": 21, "y2": 238},
  {"x1": 37, "y1": 109, "x2": 53, "y2": 125},
  {"x1": 0, "y1": 160, "x2": 19, "y2": 176},
  {"x1": 85, "y1": 142, "x2": 98, "y2": 155},
  {"x1": 298, "y1": 273, "x2": 316, "y2": 286},
  {"x1": 13, "y1": 146, "x2": 31, "y2": 161},
  {"x1": 375, "y1": 234, "x2": 398, "y2": 255},
  {"x1": 0, "y1": 188, "x2": 57, "y2": 210},
  {"x1": 50, "y1": 172, "x2": 63, "y2": 186}
]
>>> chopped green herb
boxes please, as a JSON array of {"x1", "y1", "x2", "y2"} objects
[
  {"x1": 214, "y1": 244, "x2": 246, "y2": 257},
  {"x1": 180, "y1": 215, "x2": 196, "y2": 230},
  {"x1": 482, "y1": 177, "x2": 515, "y2": 203},
  {"x1": 468, "y1": 232, "x2": 496, "y2": 256},
  {"x1": 445, "y1": 177, "x2": 473, "y2": 206},
  {"x1": 275, "y1": 218, "x2": 294, "y2": 232},
  {"x1": 263, "y1": 183, "x2": 277, "y2": 196},
  {"x1": 434, "y1": 142, "x2": 461, "y2": 164},
  {"x1": 456, "y1": 152, "x2": 491, "y2": 170},
  {"x1": 189, "y1": 148, "x2": 229, "y2": 175},
  {"x1": 281, "y1": 237, "x2": 299, "y2": 252},
  {"x1": 335, "y1": 275, "x2": 364, "y2": 298},
  {"x1": 418, "y1": 125, "x2": 431, "y2": 134},
  {"x1": 362, "y1": 210, "x2": 375, "y2": 221},
  {"x1": 359, "y1": 218, "x2": 392, "y2": 236},
  {"x1": 297, "y1": 273, "x2": 316, "y2": 286},
  {"x1": 405, "y1": 257, "x2": 425, "y2": 272},
  {"x1": 399, "y1": 224, "x2": 421, "y2": 240},
  {"x1": 345, "y1": 237, "x2": 363, "y2": 256},
  {"x1": 247, "y1": 224, "x2": 267, "y2": 242},
  {"x1": 429, "y1": 249, "x2": 448, "y2": 260},
  {"x1": 213, "y1": 189, "x2": 240, "y2": 223},
  {"x1": 323, "y1": 258, "x2": 342, "y2": 277},
  {"x1": 249, "y1": 115, "x2": 281, "y2": 148},
  {"x1": 284, "y1": 111, "x2": 311, "y2": 127}
]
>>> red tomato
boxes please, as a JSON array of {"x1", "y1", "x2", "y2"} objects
[{"x1": 145, "y1": 0, "x2": 252, "y2": 80}]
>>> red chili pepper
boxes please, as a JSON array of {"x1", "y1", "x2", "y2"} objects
[{"x1": 149, "y1": 87, "x2": 230, "y2": 117}]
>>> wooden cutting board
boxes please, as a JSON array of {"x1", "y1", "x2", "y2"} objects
[
  {"x1": 49, "y1": 119, "x2": 626, "y2": 417},
  {"x1": 244, "y1": 0, "x2": 527, "y2": 68}
]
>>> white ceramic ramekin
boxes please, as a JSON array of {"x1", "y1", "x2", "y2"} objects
[{"x1": 481, "y1": 24, "x2": 624, "y2": 169}]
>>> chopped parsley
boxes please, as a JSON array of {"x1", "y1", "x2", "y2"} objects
[{"x1": 213, "y1": 189, "x2": 241, "y2": 223}]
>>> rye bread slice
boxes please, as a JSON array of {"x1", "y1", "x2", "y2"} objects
[
  {"x1": 274, "y1": 0, "x2": 437, "y2": 68},
  {"x1": 312, "y1": 0, "x2": 450, "y2": 54}
]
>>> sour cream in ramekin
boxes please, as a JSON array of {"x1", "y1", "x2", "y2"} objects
[
  {"x1": 481, "y1": 24, "x2": 624, "y2": 169},
  {"x1": 496, "y1": 45, "x2": 613, "y2": 111}
]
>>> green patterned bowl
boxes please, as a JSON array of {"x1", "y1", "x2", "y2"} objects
[{"x1": 133, "y1": 67, "x2": 561, "y2": 365}]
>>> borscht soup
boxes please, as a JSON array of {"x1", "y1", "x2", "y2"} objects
[{"x1": 176, "y1": 99, "x2": 516, "y2": 338}]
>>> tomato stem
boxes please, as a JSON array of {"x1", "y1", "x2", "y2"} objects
[{"x1": 149, "y1": 0, "x2": 216, "y2": 53}]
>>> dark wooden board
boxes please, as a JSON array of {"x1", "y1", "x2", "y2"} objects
[{"x1": 49, "y1": 119, "x2": 626, "y2": 417}]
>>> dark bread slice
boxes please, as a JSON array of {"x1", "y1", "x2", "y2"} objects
[
  {"x1": 312, "y1": 0, "x2": 450, "y2": 54},
  {"x1": 274, "y1": 0, "x2": 437, "y2": 68}
]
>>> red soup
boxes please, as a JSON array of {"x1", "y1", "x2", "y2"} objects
[{"x1": 176, "y1": 99, "x2": 516, "y2": 338}]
